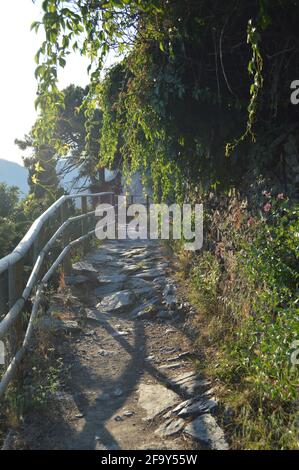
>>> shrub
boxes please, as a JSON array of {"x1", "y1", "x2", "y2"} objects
[{"x1": 186, "y1": 193, "x2": 299, "y2": 449}]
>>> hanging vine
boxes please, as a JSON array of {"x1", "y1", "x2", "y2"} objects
[{"x1": 33, "y1": 0, "x2": 299, "y2": 199}]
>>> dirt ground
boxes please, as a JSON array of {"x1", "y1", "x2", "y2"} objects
[{"x1": 4, "y1": 240, "x2": 225, "y2": 450}]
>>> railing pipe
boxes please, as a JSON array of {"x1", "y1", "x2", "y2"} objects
[{"x1": 0, "y1": 192, "x2": 113, "y2": 275}]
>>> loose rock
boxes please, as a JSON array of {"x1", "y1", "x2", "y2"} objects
[
  {"x1": 94, "y1": 283, "x2": 123, "y2": 297},
  {"x1": 155, "y1": 418, "x2": 185, "y2": 437},
  {"x1": 159, "y1": 363, "x2": 183, "y2": 370},
  {"x1": 184, "y1": 414, "x2": 228, "y2": 450},
  {"x1": 97, "y1": 273, "x2": 127, "y2": 284},
  {"x1": 135, "y1": 269, "x2": 164, "y2": 280},
  {"x1": 73, "y1": 261, "x2": 97, "y2": 273},
  {"x1": 123, "y1": 411, "x2": 134, "y2": 417},
  {"x1": 175, "y1": 398, "x2": 218, "y2": 418},
  {"x1": 138, "y1": 383, "x2": 180, "y2": 420},
  {"x1": 127, "y1": 278, "x2": 155, "y2": 295},
  {"x1": 97, "y1": 290, "x2": 135, "y2": 313}
]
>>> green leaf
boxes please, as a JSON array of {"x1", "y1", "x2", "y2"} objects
[
  {"x1": 30, "y1": 21, "x2": 41, "y2": 32},
  {"x1": 59, "y1": 57, "x2": 66, "y2": 68}
]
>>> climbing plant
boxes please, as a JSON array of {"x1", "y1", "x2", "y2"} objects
[{"x1": 34, "y1": 0, "x2": 299, "y2": 200}]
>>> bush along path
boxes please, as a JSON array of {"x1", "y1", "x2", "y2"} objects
[{"x1": 8, "y1": 239, "x2": 228, "y2": 450}]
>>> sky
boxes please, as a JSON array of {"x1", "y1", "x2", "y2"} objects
[{"x1": 0, "y1": 0, "x2": 91, "y2": 166}]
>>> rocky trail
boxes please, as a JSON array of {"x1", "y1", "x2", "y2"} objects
[{"x1": 10, "y1": 240, "x2": 228, "y2": 450}]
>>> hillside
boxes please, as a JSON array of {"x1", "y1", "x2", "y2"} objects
[{"x1": 0, "y1": 159, "x2": 28, "y2": 195}]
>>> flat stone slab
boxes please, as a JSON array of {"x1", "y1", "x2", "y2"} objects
[
  {"x1": 85, "y1": 309, "x2": 106, "y2": 322},
  {"x1": 173, "y1": 371, "x2": 211, "y2": 387},
  {"x1": 181, "y1": 380, "x2": 211, "y2": 396},
  {"x1": 135, "y1": 269, "x2": 164, "y2": 280},
  {"x1": 184, "y1": 414, "x2": 228, "y2": 450},
  {"x1": 94, "y1": 283, "x2": 123, "y2": 297},
  {"x1": 167, "y1": 352, "x2": 191, "y2": 362},
  {"x1": 128, "y1": 253, "x2": 153, "y2": 262},
  {"x1": 122, "y1": 248, "x2": 147, "y2": 258},
  {"x1": 86, "y1": 252, "x2": 115, "y2": 264},
  {"x1": 167, "y1": 372, "x2": 211, "y2": 396},
  {"x1": 97, "y1": 290, "x2": 135, "y2": 313},
  {"x1": 73, "y1": 261, "x2": 97, "y2": 273},
  {"x1": 127, "y1": 278, "x2": 155, "y2": 295},
  {"x1": 98, "y1": 273, "x2": 127, "y2": 284},
  {"x1": 159, "y1": 363, "x2": 183, "y2": 370},
  {"x1": 155, "y1": 262, "x2": 169, "y2": 269},
  {"x1": 122, "y1": 264, "x2": 142, "y2": 273},
  {"x1": 138, "y1": 383, "x2": 180, "y2": 420},
  {"x1": 155, "y1": 418, "x2": 185, "y2": 437},
  {"x1": 172, "y1": 371, "x2": 198, "y2": 384},
  {"x1": 173, "y1": 397, "x2": 218, "y2": 418},
  {"x1": 131, "y1": 299, "x2": 159, "y2": 319}
]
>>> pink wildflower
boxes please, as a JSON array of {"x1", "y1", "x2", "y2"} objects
[
  {"x1": 262, "y1": 190, "x2": 271, "y2": 198},
  {"x1": 247, "y1": 217, "x2": 254, "y2": 226},
  {"x1": 277, "y1": 193, "x2": 284, "y2": 200},
  {"x1": 263, "y1": 202, "x2": 271, "y2": 213}
]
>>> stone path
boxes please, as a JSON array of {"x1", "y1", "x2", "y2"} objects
[{"x1": 12, "y1": 239, "x2": 228, "y2": 450}]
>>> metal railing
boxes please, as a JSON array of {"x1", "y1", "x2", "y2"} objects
[{"x1": 0, "y1": 191, "x2": 115, "y2": 399}]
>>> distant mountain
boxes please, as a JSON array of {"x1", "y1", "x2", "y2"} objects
[
  {"x1": 0, "y1": 159, "x2": 29, "y2": 195},
  {"x1": 0, "y1": 158, "x2": 148, "y2": 200}
]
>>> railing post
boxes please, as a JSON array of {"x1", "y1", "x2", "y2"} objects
[
  {"x1": 33, "y1": 237, "x2": 39, "y2": 265},
  {"x1": 81, "y1": 196, "x2": 89, "y2": 254},
  {"x1": 146, "y1": 194, "x2": 150, "y2": 232},
  {"x1": 0, "y1": 272, "x2": 8, "y2": 319},
  {"x1": 146, "y1": 194, "x2": 150, "y2": 213},
  {"x1": 60, "y1": 201, "x2": 72, "y2": 276},
  {"x1": 8, "y1": 259, "x2": 24, "y2": 377},
  {"x1": 36, "y1": 226, "x2": 47, "y2": 279},
  {"x1": 8, "y1": 260, "x2": 24, "y2": 314}
]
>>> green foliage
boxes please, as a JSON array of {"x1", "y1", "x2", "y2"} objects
[
  {"x1": 34, "y1": 0, "x2": 299, "y2": 201},
  {"x1": 187, "y1": 195, "x2": 299, "y2": 448},
  {"x1": 16, "y1": 84, "x2": 104, "y2": 198},
  {"x1": 0, "y1": 184, "x2": 19, "y2": 218},
  {"x1": 0, "y1": 184, "x2": 48, "y2": 259},
  {"x1": 232, "y1": 196, "x2": 299, "y2": 403},
  {"x1": 7, "y1": 356, "x2": 63, "y2": 422},
  {"x1": 0, "y1": 184, "x2": 20, "y2": 258},
  {"x1": 0, "y1": 184, "x2": 60, "y2": 260},
  {"x1": 53, "y1": 84, "x2": 105, "y2": 189},
  {"x1": 191, "y1": 252, "x2": 220, "y2": 316},
  {"x1": 27, "y1": 0, "x2": 299, "y2": 449},
  {"x1": 0, "y1": 219, "x2": 18, "y2": 260},
  {"x1": 225, "y1": 17, "x2": 264, "y2": 156}
]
